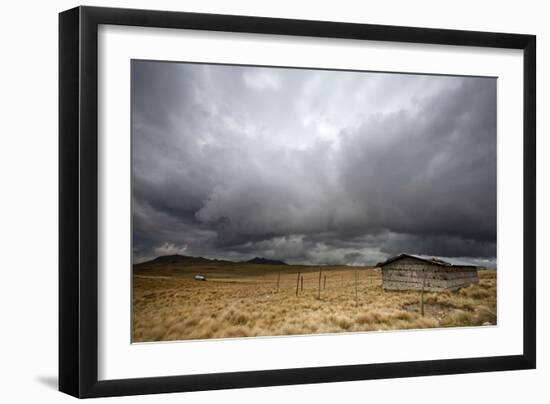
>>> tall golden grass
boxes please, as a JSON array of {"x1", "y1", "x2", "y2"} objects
[{"x1": 132, "y1": 265, "x2": 496, "y2": 342}]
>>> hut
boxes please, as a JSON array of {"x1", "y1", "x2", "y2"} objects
[{"x1": 377, "y1": 253, "x2": 479, "y2": 292}]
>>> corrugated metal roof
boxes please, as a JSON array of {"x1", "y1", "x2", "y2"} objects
[{"x1": 376, "y1": 253, "x2": 478, "y2": 268}]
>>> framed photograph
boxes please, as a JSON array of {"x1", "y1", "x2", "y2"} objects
[{"x1": 59, "y1": 6, "x2": 536, "y2": 398}]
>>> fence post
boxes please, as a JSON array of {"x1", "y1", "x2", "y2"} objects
[
  {"x1": 421, "y1": 268, "x2": 426, "y2": 316},
  {"x1": 323, "y1": 275, "x2": 327, "y2": 290},
  {"x1": 277, "y1": 271, "x2": 280, "y2": 293},
  {"x1": 355, "y1": 270, "x2": 358, "y2": 307},
  {"x1": 296, "y1": 272, "x2": 300, "y2": 296},
  {"x1": 318, "y1": 268, "x2": 322, "y2": 299},
  {"x1": 301, "y1": 275, "x2": 304, "y2": 291}
]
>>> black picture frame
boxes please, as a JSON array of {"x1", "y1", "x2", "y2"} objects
[{"x1": 59, "y1": 5, "x2": 536, "y2": 398}]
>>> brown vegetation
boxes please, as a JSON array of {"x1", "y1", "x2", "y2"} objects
[{"x1": 132, "y1": 262, "x2": 496, "y2": 342}]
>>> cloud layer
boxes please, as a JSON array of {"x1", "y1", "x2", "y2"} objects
[{"x1": 132, "y1": 61, "x2": 496, "y2": 266}]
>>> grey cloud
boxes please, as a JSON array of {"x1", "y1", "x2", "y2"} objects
[{"x1": 131, "y1": 60, "x2": 496, "y2": 266}]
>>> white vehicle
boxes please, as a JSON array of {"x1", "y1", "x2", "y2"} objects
[{"x1": 194, "y1": 274, "x2": 206, "y2": 281}]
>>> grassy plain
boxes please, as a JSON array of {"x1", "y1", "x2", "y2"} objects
[{"x1": 132, "y1": 261, "x2": 496, "y2": 342}]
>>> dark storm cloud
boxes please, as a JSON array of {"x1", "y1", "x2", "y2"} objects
[{"x1": 131, "y1": 60, "x2": 496, "y2": 266}]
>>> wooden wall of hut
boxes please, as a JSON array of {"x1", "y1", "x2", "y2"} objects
[{"x1": 382, "y1": 257, "x2": 479, "y2": 291}]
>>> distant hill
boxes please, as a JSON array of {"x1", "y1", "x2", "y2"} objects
[
  {"x1": 135, "y1": 254, "x2": 288, "y2": 269},
  {"x1": 137, "y1": 254, "x2": 229, "y2": 266},
  {"x1": 246, "y1": 257, "x2": 288, "y2": 266},
  {"x1": 149, "y1": 254, "x2": 208, "y2": 264},
  {"x1": 135, "y1": 254, "x2": 288, "y2": 267}
]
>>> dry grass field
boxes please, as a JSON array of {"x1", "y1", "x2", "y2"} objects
[{"x1": 132, "y1": 261, "x2": 496, "y2": 342}]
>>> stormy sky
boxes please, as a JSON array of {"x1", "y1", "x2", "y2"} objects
[{"x1": 132, "y1": 60, "x2": 497, "y2": 267}]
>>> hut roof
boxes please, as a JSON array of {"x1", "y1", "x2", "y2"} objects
[{"x1": 376, "y1": 253, "x2": 478, "y2": 268}]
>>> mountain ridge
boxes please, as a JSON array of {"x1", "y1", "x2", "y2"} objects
[
  {"x1": 246, "y1": 257, "x2": 288, "y2": 265},
  {"x1": 136, "y1": 254, "x2": 288, "y2": 266}
]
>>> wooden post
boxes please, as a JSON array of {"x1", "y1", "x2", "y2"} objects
[
  {"x1": 276, "y1": 271, "x2": 281, "y2": 293},
  {"x1": 421, "y1": 269, "x2": 426, "y2": 316},
  {"x1": 354, "y1": 270, "x2": 358, "y2": 307},
  {"x1": 341, "y1": 274, "x2": 343, "y2": 288},
  {"x1": 318, "y1": 268, "x2": 322, "y2": 299},
  {"x1": 323, "y1": 275, "x2": 327, "y2": 290},
  {"x1": 296, "y1": 272, "x2": 300, "y2": 296},
  {"x1": 300, "y1": 275, "x2": 304, "y2": 291}
]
